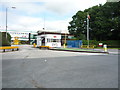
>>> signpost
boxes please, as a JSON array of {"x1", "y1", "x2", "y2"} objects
[{"x1": 87, "y1": 17, "x2": 89, "y2": 48}]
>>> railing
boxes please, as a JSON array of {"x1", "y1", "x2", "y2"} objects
[
  {"x1": 39, "y1": 46, "x2": 50, "y2": 49},
  {"x1": 81, "y1": 45, "x2": 95, "y2": 49},
  {"x1": 0, "y1": 46, "x2": 19, "y2": 52}
]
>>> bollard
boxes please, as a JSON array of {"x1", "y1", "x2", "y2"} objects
[
  {"x1": 87, "y1": 45, "x2": 89, "y2": 49},
  {"x1": 63, "y1": 44, "x2": 66, "y2": 48},
  {"x1": 103, "y1": 44, "x2": 107, "y2": 52},
  {"x1": 33, "y1": 43, "x2": 36, "y2": 48},
  {"x1": 3, "y1": 49, "x2": 5, "y2": 52}
]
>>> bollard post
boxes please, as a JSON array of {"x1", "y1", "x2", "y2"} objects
[
  {"x1": 3, "y1": 49, "x2": 5, "y2": 52},
  {"x1": 103, "y1": 44, "x2": 107, "y2": 52},
  {"x1": 33, "y1": 43, "x2": 36, "y2": 48},
  {"x1": 17, "y1": 48, "x2": 19, "y2": 51},
  {"x1": 63, "y1": 44, "x2": 66, "y2": 48}
]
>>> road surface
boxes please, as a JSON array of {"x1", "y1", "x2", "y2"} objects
[{"x1": 1, "y1": 45, "x2": 118, "y2": 88}]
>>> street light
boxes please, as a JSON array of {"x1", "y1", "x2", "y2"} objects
[{"x1": 5, "y1": 7, "x2": 16, "y2": 39}]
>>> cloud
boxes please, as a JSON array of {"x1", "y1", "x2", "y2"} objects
[
  {"x1": 0, "y1": 10, "x2": 70, "y2": 32},
  {"x1": 8, "y1": 16, "x2": 43, "y2": 32},
  {"x1": 44, "y1": 1, "x2": 76, "y2": 15},
  {"x1": 1, "y1": 0, "x2": 106, "y2": 15},
  {"x1": 0, "y1": 0, "x2": 106, "y2": 33}
]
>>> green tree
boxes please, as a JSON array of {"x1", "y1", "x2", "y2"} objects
[
  {"x1": 68, "y1": 2, "x2": 120, "y2": 41},
  {"x1": 0, "y1": 32, "x2": 11, "y2": 46}
]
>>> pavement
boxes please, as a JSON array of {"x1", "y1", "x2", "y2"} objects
[
  {"x1": 0, "y1": 45, "x2": 119, "y2": 55},
  {"x1": 1, "y1": 45, "x2": 118, "y2": 88}
]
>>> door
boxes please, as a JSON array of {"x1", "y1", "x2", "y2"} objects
[{"x1": 41, "y1": 37, "x2": 45, "y2": 46}]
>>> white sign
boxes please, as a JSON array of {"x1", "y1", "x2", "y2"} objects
[{"x1": 99, "y1": 43, "x2": 103, "y2": 45}]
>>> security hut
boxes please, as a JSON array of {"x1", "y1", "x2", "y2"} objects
[{"x1": 36, "y1": 30, "x2": 61, "y2": 48}]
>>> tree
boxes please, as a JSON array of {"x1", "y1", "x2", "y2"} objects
[
  {"x1": 0, "y1": 32, "x2": 11, "y2": 46},
  {"x1": 68, "y1": 2, "x2": 120, "y2": 41}
]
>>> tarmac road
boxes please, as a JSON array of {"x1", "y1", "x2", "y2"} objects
[{"x1": 1, "y1": 45, "x2": 118, "y2": 88}]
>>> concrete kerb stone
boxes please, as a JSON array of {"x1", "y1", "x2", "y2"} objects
[{"x1": 49, "y1": 48, "x2": 109, "y2": 54}]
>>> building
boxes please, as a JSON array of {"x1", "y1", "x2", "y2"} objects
[
  {"x1": 36, "y1": 30, "x2": 76, "y2": 48},
  {"x1": 0, "y1": 30, "x2": 37, "y2": 44},
  {"x1": 37, "y1": 31, "x2": 61, "y2": 48}
]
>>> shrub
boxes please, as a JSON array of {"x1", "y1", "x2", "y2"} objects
[
  {"x1": 82, "y1": 40, "x2": 99, "y2": 45},
  {"x1": 82, "y1": 40, "x2": 120, "y2": 48},
  {"x1": 0, "y1": 32, "x2": 11, "y2": 46}
]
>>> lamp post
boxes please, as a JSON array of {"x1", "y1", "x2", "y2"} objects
[
  {"x1": 5, "y1": 7, "x2": 16, "y2": 39},
  {"x1": 5, "y1": 7, "x2": 8, "y2": 39}
]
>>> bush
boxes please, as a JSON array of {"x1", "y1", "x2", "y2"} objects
[
  {"x1": 82, "y1": 40, "x2": 99, "y2": 45},
  {"x1": 98, "y1": 40, "x2": 120, "y2": 48},
  {"x1": 0, "y1": 32, "x2": 11, "y2": 46},
  {"x1": 82, "y1": 40, "x2": 120, "y2": 48}
]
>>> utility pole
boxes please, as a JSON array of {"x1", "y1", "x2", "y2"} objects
[
  {"x1": 43, "y1": 14, "x2": 45, "y2": 31},
  {"x1": 6, "y1": 7, "x2": 8, "y2": 39},
  {"x1": 5, "y1": 7, "x2": 16, "y2": 39}
]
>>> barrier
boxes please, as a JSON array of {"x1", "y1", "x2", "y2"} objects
[
  {"x1": 39, "y1": 46, "x2": 50, "y2": 49},
  {"x1": 0, "y1": 46, "x2": 19, "y2": 52},
  {"x1": 81, "y1": 45, "x2": 95, "y2": 49}
]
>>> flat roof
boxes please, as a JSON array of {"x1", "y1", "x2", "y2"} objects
[{"x1": 38, "y1": 31, "x2": 74, "y2": 36}]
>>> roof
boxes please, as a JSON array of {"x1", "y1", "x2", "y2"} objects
[{"x1": 37, "y1": 31, "x2": 74, "y2": 36}]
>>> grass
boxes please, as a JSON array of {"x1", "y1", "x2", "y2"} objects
[
  {"x1": 56, "y1": 48, "x2": 97, "y2": 52},
  {"x1": 94, "y1": 47, "x2": 120, "y2": 49},
  {"x1": 54, "y1": 47, "x2": 119, "y2": 52}
]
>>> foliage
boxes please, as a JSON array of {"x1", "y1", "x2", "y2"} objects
[
  {"x1": 0, "y1": 32, "x2": 11, "y2": 46},
  {"x1": 82, "y1": 40, "x2": 99, "y2": 46},
  {"x1": 82, "y1": 40, "x2": 120, "y2": 48},
  {"x1": 68, "y1": 2, "x2": 120, "y2": 41}
]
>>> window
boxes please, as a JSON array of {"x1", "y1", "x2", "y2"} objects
[
  {"x1": 53, "y1": 39, "x2": 56, "y2": 42},
  {"x1": 47, "y1": 39, "x2": 49, "y2": 42},
  {"x1": 47, "y1": 39, "x2": 61, "y2": 42}
]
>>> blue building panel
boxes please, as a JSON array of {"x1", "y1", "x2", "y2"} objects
[{"x1": 67, "y1": 40, "x2": 82, "y2": 48}]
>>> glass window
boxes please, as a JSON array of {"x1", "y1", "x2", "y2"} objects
[
  {"x1": 53, "y1": 39, "x2": 56, "y2": 42},
  {"x1": 47, "y1": 39, "x2": 49, "y2": 42},
  {"x1": 49, "y1": 39, "x2": 51, "y2": 42},
  {"x1": 51, "y1": 39, "x2": 52, "y2": 42},
  {"x1": 47, "y1": 39, "x2": 61, "y2": 42}
]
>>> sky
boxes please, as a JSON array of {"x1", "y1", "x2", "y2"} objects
[{"x1": 0, "y1": 0, "x2": 107, "y2": 33}]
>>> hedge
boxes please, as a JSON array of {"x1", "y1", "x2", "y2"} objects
[
  {"x1": 0, "y1": 32, "x2": 11, "y2": 46},
  {"x1": 82, "y1": 40, "x2": 120, "y2": 48}
]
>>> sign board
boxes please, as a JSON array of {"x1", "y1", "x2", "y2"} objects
[{"x1": 99, "y1": 43, "x2": 103, "y2": 46}]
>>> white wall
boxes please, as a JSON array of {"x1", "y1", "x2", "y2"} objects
[{"x1": 37, "y1": 34, "x2": 61, "y2": 47}]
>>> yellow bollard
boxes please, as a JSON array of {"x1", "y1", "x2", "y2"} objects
[
  {"x1": 87, "y1": 45, "x2": 89, "y2": 49},
  {"x1": 63, "y1": 44, "x2": 66, "y2": 48},
  {"x1": 33, "y1": 43, "x2": 36, "y2": 48},
  {"x1": 103, "y1": 44, "x2": 107, "y2": 52}
]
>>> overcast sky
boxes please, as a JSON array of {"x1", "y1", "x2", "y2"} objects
[{"x1": 0, "y1": 0, "x2": 106, "y2": 33}]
